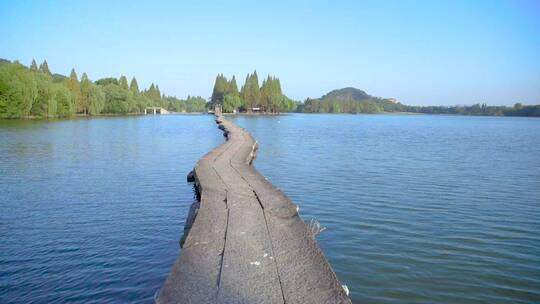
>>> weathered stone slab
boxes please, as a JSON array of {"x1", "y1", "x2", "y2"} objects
[
  {"x1": 212, "y1": 139, "x2": 256, "y2": 198},
  {"x1": 159, "y1": 113, "x2": 351, "y2": 304},
  {"x1": 217, "y1": 192, "x2": 284, "y2": 304},
  {"x1": 265, "y1": 214, "x2": 350, "y2": 303},
  {"x1": 157, "y1": 239, "x2": 223, "y2": 304},
  {"x1": 182, "y1": 190, "x2": 227, "y2": 249}
]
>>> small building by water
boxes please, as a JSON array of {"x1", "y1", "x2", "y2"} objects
[{"x1": 144, "y1": 107, "x2": 170, "y2": 115}]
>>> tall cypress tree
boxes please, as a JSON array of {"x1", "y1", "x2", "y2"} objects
[
  {"x1": 30, "y1": 59, "x2": 38, "y2": 71},
  {"x1": 130, "y1": 77, "x2": 139, "y2": 93},
  {"x1": 119, "y1": 75, "x2": 129, "y2": 90},
  {"x1": 259, "y1": 75, "x2": 284, "y2": 112},
  {"x1": 275, "y1": 77, "x2": 282, "y2": 95},
  {"x1": 253, "y1": 71, "x2": 261, "y2": 108},
  {"x1": 228, "y1": 75, "x2": 239, "y2": 96},
  {"x1": 241, "y1": 73, "x2": 251, "y2": 108},
  {"x1": 146, "y1": 83, "x2": 156, "y2": 101},
  {"x1": 80, "y1": 73, "x2": 91, "y2": 115},
  {"x1": 67, "y1": 68, "x2": 82, "y2": 113},
  {"x1": 211, "y1": 74, "x2": 228, "y2": 105},
  {"x1": 260, "y1": 77, "x2": 269, "y2": 110},
  {"x1": 39, "y1": 60, "x2": 51, "y2": 75},
  {"x1": 145, "y1": 83, "x2": 161, "y2": 105},
  {"x1": 155, "y1": 85, "x2": 161, "y2": 101},
  {"x1": 244, "y1": 71, "x2": 260, "y2": 109}
]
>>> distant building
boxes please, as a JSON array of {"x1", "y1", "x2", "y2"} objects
[
  {"x1": 144, "y1": 107, "x2": 170, "y2": 114},
  {"x1": 247, "y1": 107, "x2": 262, "y2": 113},
  {"x1": 388, "y1": 98, "x2": 398, "y2": 104}
]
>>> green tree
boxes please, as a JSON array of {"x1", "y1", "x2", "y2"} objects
[
  {"x1": 241, "y1": 71, "x2": 261, "y2": 109},
  {"x1": 67, "y1": 68, "x2": 82, "y2": 113},
  {"x1": 88, "y1": 84, "x2": 105, "y2": 115},
  {"x1": 127, "y1": 90, "x2": 138, "y2": 113},
  {"x1": 260, "y1": 75, "x2": 285, "y2": 112},
  {"x1": 330, "y1": 101, "x2": 341, "y2": 113},
  {"x1": 39, "y1": 60, "x2": 51, "y2": 75},
  {"x1": 223, "y1": 93, "x2": 243, "y2": 113},
  {"x1": 47, "y1": 87, "x2": 58, "y2": 117},
  {"x1": 0, "y1": 63, "x2": 37, "y2": 118},
  {"x1": 211, "y1": 74, "x2": 228, "y2": 105},
  {"x1": 30, "y1": 72, "x2": 54, "y2": 117},
  {"x1": 80, "y1": 72, "x2": 92, "y2": 114},
  {"x1": 145, "y1": 83, "x2": 162, "y2": 106},
  {"x1": 30, "y1": 59, "x2": 38, "y2": 71},
  {"x1": 229, "y1": 75, "x2": 239, "y2": 96},
  {"x1": 155, "y1": 85, "x2": 161, "y2": 100},
  {"x1": 130, "y1": 77, "x2": 139, "y2": 93},
  {"x1": 95, "y1": 77, "x2": 118, "y2": 86},
  {"x1": 185, "y1": 95, "x2": 206, "y2": 112},
  {"x1": 119, "y1": 75, "x2": 129, "y2": 90},
  {"x1": 103, "y1": 83, "x2": 128, "y2": 114},
  {"x1": 54, "y1": 85, "x2": 74, "y2": 117}
]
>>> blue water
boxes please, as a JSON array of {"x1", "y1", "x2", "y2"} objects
[
  {"x1": 230, "y1": 114, "x2": 540, "y2": 304},
  {"x1": 0, "y1": 116, "x2": 222, "y2": 303},
  {"x1": 1, "y1": 114, "x2": 540, "y2": 303}
]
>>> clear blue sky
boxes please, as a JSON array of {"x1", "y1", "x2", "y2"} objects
[{"x1": 1, "y1": 0, "x2": 539, "y2": 105}]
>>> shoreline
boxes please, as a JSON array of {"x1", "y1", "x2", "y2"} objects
[{"x1": 2, "y1": 111, "x2": 539, "y2": 121}]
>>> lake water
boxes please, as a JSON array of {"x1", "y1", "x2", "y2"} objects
[
  {"x1": 1, "y1": 114, "x2": 540, "y2": 303},
  {"x1": 0, "y1": 116, "x2": 223, "y2": 303}
]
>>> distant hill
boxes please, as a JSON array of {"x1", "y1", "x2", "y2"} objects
[
  {"x1": 297, "y1": 87, "x2": 540, "y2": 116},
  {"x1": 320, "y1": 87, "x2": 372, "y2": 102},
  {"x1": 299, "y1": 87, "x2": 403, "y2": 113}
]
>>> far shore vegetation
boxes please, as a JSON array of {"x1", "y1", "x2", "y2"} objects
[
  {"x1": 1, "y1": 58, "x2": 539, "y2": 119},
  {"x1": 0, "y1": 58, "x2": 206, "y2": 119},
  {"x1": 209, "y1": 72, "x2": 297, "y2": 114},
  {"x1": 296, "y1": 87, "x2": 540, "y2": 117}
]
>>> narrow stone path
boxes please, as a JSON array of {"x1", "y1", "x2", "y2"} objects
[{"x1": 157, "y1": 114, "x2": 351, "y2": 304}]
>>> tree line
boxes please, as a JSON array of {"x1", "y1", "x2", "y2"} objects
[
  {"x1": 297, "y1": 98, "x2": 540, "y2": 117},
  {"x1": 296, "y1": 86, "x2": 540, "y2": 117},
  {"x1": 401, "y1": 103, "x2": 540, "y2": 117},
  {"x1": 298, "y1": 97, "x2": 394, "y2": 113},
  {"x1": 3, "y1": 58, "x2": 537, "y2": 118},
  {"x1": 0, "y1": 58, "x2": 206, "y2": 118},
  {"x1": 210, "y1": 71, "x2": 297, "y2": 113}
]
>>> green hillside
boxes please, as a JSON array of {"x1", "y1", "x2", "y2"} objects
[
  {"x1": 297, "y1": 87, "x2": 539, "y2": 116},
  {"x1": 298, "y1": 87, "x2": 403, "y2": 113}
]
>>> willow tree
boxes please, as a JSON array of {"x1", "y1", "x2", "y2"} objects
[
  {"x1": 67, "y1": 68, "x2": 82, "y2": 113},
  {"x1": 223, "y1": 93, "x2": 243, "y2": 113},
  {"x1": 80, "y1": 73, "x2": 92, "y2": 114},
  {"x1": 88, "y1": 85, "x2": 105, "y2": 115},
  {"x1": 54, "y1": 85, "x2": 74, "y2": 117}
]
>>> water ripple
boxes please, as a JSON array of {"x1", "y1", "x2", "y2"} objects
[
  {"x1": 232, "y1": 114, "x2": 540, "y2": 304},
  {"x1": 0, "y1": 116, "x2": 222, "y2": 303}
]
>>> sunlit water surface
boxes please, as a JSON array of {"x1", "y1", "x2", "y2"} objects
[
  {"x1": 1, "y1": 114, "x2": 539, "y2": 303},
  {"x1": 1, "y1": 116, "x2": 222, "y2": 303},
  {"x1": 230, "y1": 114, "x2": 540, "y2": 304}
]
